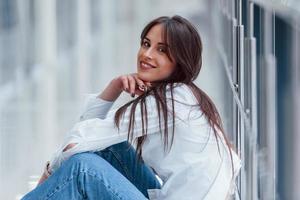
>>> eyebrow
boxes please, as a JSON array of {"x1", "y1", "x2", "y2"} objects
[{"x1": 144, "y1": 37, "x2": 169, "y2": 47}]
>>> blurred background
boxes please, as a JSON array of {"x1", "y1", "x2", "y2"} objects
[{"x1": 0, "y1": 0, "x2": 299, "y2": 199}]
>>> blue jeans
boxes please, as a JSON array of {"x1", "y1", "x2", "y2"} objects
[{"x1": 22, "y1": 142, "x2": 161, "y2": 200}]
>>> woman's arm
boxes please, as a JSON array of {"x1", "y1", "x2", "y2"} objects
[
  {"x1": 64, "y1": 74, "x2": 149, "y2": 151},
  {"x1": 47, "y1": 84, "x2": 196, "y2": 176},
  {"x1": 79, "y1": 74, "x2": 151, "y2": 121},
  {"x1": 98, "y1": 78, "x2": 123, "y2": 102},
  {"x1": 68, "y1": 74, "x2": 150, "y2": 148},
  {"x1": 37, "y1": 74, "x2": 151, "y2": 185},
  {"x1": 99, "y1": 74, "x2": 151, "y2": 101},
  {"x1": 63, "y1": 74, "x2": 151, "y2": 154}
]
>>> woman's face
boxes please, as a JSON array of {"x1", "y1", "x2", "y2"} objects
[{"x1": 137, "y1": 24, "x2": 176, "y2": 83}]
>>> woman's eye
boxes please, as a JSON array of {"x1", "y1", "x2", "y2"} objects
[
  {"x1": 142, "y1": 41, "x2": 150, "y2": 47},
  {"x1": 158, "y1": 47, "x2": 166, "y2": 53}
]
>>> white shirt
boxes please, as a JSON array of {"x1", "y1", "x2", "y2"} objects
[{"x1": 49, "y1": 83, "x2": 241, "y2": 200}]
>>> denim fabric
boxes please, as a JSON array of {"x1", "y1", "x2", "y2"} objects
[
  {"x1": 96, "y1": 142, "x2": 162, "y2": 197},
  {"x1": 21, "y1": 142, "x2": 161, "y2": 200}
]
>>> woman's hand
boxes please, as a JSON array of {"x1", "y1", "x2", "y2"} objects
[
  {"x1": 37, "y1": 171, "x2": 49, "y2": 185},
  {"x1": 37, "y1": 161, "x2": 51, "y2": 186},
  {"x1": 98, "y1": 73, "x2": 151, "y2": 101},
  {"x1": 116, "y1": 73, "x2": 151, "y2": 97},
  {"x1": 37, "y1": 143, "x2": 77, "y2": 186}
]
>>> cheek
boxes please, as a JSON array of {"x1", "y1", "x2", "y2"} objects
[
  {"x1": 137, "y1": 49, "x2": 141, "y2": 59},
  {"x1": 154, "y1": 65, "x2": 175, "y2": 81},
  {"x1": 137, "y1": 48, "x2": 144, "y2": 59},
  {"x1": 161, "y1": 61, "x2": 175, "y2": 75}
]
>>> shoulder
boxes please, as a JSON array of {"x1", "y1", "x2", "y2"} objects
[
  {"x1": 167, "y1": 83, "x2": 198, "y2": 105},
  {"x1": 143, "y1": 83, "x2": 198, "y2": 107}
]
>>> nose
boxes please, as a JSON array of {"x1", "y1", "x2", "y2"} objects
[{"x1": 144, "y1": 47, "x2": 154, "y2": 60}]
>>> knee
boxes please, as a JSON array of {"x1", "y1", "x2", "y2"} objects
[
  {"x1": 69, "y1": 152, "x2": 99, "y2": 163},
  {"x1": 64, "y1": 152, "x2": 106, "y2": 173}
]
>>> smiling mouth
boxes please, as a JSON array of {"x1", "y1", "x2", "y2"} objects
[{"x1": 140, "y1": 61, "x2": 156, "y2": 69}]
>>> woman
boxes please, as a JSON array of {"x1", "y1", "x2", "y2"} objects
[{"x1": 22, "y1": 15, "x2": 241, "y2": 200}]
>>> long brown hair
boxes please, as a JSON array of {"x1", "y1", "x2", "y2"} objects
[{"x1": 114, "y1": 15, "x2": 234, "y2": 175}]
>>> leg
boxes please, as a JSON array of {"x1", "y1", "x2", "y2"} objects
[
  {"x1": 21, "y1": 153, "x2": 147, "y2": 200},
  {"x1": 96, "y1": 142, "x2": 161, "y2": 198}
]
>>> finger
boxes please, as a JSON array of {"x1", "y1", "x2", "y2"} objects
[
  {"x1": 37, "y1": 173, "x2": 47, "y2": 185},
  {"x1": 134, "y1": 89, "x2": 144, "y2": 96},
  {"x1": 127, "y1": 75, "x2": 136, "y2": 96},
  {"x1": 120, "y1": 76, "x2": 129, "y2": 92},
  {"x1": 133, "y1": 75, "x2": 146, "y2": 92},
  {"x1": 145, "y1": 82, "x2": 152, "y2": 88}
]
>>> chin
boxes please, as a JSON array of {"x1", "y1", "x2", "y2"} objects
[{"x1": 137, "y1": 73, "x2": 154, "y2": 82}]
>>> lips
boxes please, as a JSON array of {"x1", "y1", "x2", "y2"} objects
[{"x1": 140, "y1": 61, "x2": 156, "y2": 70}]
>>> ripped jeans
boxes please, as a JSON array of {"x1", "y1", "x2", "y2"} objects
[{"x1": 21, "y1": 142, "x2": 161, "y2": 200}]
